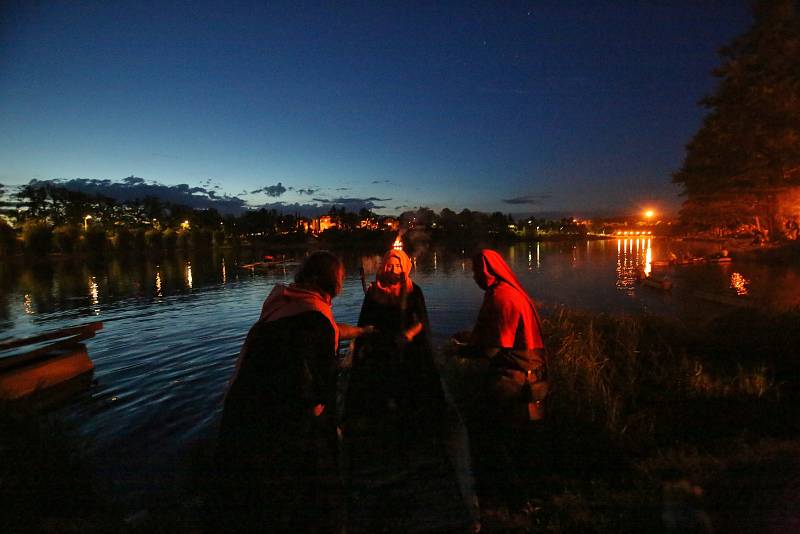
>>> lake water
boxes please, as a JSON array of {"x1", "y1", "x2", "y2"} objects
[{"x1": 2, "y1": 238, "x2": 798, "y2": 508}]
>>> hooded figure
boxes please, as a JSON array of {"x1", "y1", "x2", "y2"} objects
[
  {"x1": 345, "y1": 248, "x2": 440, "y2": 420},
  {"x1": 458, "y1": 249, "x2": 548, "y2": 507},
  {"x1": 471, "y1": 249, "x2": 545, "y2": 366},
  {"x1": 213, "y1": 251, "x2": 345, "y2": 533},
  {"x1": 341, "y1": 248, "x2": 478, "y2": 532}
]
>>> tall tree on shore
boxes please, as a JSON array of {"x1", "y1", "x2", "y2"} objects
[{"x1": 673, "y1": 0, "x2": 800, "y2": 236}]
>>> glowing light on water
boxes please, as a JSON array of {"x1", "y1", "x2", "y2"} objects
[
  {"x1": 536, "y1": 242, "x2": 540, "y2": 268},
  {"x1": 221, "y1": 259, "x2": 227, "y2": 283},
  {"x1": 186, "y1": 262, "x2": 193, "y2": 289},
  {"x1": 23, "y1": 294, "x2": 33, "y2": 314},
  {"x1": 433, "y1": 251, "x2": 438, "y2": 271},
  {"x1": 155, "y1": 271, "x2": 163, "y2": 297},
  {"x1": 89, "y1": 276, "x2": 99, "y2": 306},
  {"x1": 730, "y1": 272, "x2": 750, "y2": 295},
  {"x1": 527, "y1": 249, "x2": 532, "y2": 270},
  {"x1": 616, "y1": 237, "x2": 650, "y2": 293}
]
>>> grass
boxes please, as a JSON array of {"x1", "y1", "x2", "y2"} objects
[{"x1": 443, "y1": 306, "x2": 800, "y2": 532}]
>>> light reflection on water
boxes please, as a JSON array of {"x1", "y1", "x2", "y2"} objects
[
  {"x1": 730, "y1": 272, "x2": 750, "y2": 296},
  {"x1": 0, "y1": 240, "x2": 798, "y2": 506}
]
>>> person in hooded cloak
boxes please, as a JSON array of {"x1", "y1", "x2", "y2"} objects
[
  {"x1": 342, "y1": 248, "x2": 479, "y2": 532},
  {"x1": 456, "y1": 249, "x2": 548, "y2": 506},
  {"x1": 212, "y1": 251, "x2": 369, "y2": 533},
  {"x1": 345, "y1": 248, "x2": 443, "y2": 426}
]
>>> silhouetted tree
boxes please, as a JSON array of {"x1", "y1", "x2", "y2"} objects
[{"x1": 674, "y1": 0, "x2": 800, "y2": 235}]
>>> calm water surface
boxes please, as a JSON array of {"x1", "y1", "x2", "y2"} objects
[{"x1": 1, "y1": 239, "x2": 798, "y2": 506}]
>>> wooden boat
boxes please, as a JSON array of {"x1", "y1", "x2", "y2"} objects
[
  {"x1": 239, "y1": 259, "x2": 300, "y2": 272},
  {"x1": 706, "y1": 256, "x2": 732, "y2": 263},
  {"x1": 640, "y1": 275, "x2": 673, "y2": 291},
  {"x1": 0, "y1": 322, "x2": 102, "y2": 406}
]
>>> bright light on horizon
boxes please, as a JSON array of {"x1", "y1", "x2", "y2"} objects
[{"x1": 644, "y1": 210, "x2": 655, "y2": 219}]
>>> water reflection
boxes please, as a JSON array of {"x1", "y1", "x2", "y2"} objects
[
  {"x1": 730, "y1": 272, "x2": 750, "y2": 296},
  {"x1": 155, "y1": 270, "x2": 163, "y2": 297},
  {"x1": 615, "y1": 238, "x2": 652, "y2": 293},
  {"x1": 186, "y1": 262, "x2": 193, "y2": 290}
]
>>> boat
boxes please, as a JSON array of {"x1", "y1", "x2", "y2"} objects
[
  {"x1": 239, "y1": 259, "x2": 300, "y2": 272},
  {"x1": 640, "y1": 275, "x2": 673, "y2": 291},
  {"x1": 706, "y1": 256, "x2": 732, "y2": 263},
  {"x1": 0, "y1": 322, "x2": 102, "y2": 407}
]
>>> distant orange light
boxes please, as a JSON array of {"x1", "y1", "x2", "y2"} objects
[
  {"x1": 644, "y1": 210, "x2": 655, "y2": 219},
  {"x1": 392, "y1": 235, "x2": 403, "y2": 250}
]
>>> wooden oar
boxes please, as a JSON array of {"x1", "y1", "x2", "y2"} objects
[{"x1": 0, "y1": 322, "x2": 103, "y2": 353}]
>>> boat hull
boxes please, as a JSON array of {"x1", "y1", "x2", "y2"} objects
[{"x1": 0, "y1": 343, "x2": 93, "y2": 402}]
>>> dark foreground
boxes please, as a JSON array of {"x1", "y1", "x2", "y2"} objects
[{"x1": 3, "y1": 306, "x2": 800, "y2": 532}]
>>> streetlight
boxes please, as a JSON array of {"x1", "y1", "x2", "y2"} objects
[
  {"x1": 83, "y1": 215, "x2": 92, "y2": 231},
  {"x1": 644, "y1": 209, "x2": 655, "y2": 219}
]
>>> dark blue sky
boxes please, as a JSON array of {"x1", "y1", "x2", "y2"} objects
[{"x1": 0, "y1": 1, "x2": 752, "y2": 216}]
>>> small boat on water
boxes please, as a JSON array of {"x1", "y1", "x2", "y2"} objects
[
  {"x1": 640, "y1": 274, "x2": 673, "y2": 291},
  {"x1": 239, "y1": 259, "x2": 301, "y2": 273},
  {"x1": 0, "y1": 322, "x2": 102, "y2": 407},
  {"x1": 706, "y1": 256, "x2": 732, "y2": 263}
]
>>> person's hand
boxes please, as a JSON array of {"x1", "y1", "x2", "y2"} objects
[{"x1": 402, "y1": 322, "x2": 423, "y2": 342}]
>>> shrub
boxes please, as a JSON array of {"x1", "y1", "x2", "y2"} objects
[
  {"x1": 22, "y1": 220, "x2": 53, "y2": 256},
  {"x1": 53, "y1": 225, "x2": 81, "y2": 253},
  {"x1": 0, "y1": 219, "x2": 17, "y2": 256}
]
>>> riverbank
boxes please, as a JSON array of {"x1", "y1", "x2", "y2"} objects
[{"x1": 3, "y1": 306, "x2": 799, "y2": 532}]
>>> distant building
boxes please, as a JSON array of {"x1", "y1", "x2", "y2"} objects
[
  {"x1": 312, "y1": 215, "x2": 336, "y2": 234},
  {"x1": 381, "y1": 217, "x2": 399, "y2": 231},
  {"x1": 359, "y1": 218, "x2": 379, "y2": 230}
]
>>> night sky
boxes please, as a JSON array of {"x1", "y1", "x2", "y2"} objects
[{"x1": 0, "y1": 1, "x2": 753, "y2": 217}]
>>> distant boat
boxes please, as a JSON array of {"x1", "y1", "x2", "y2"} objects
[
  {"x1": 706, "y1": 256, "x2": 732, "y2": 263},
  {"x1": 640, "y1": 275, "x2": 673, "y2": 291},
  {"x1": 0, "y1": 322, "x2": 102, "y2": 408},
  {"x1": 239, "y1": 259, "x2": 300, "y2": 272}
]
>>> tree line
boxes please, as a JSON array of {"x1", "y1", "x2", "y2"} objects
[{"x1": 0, "y1": 182, "x2": 600, "y2": 258}]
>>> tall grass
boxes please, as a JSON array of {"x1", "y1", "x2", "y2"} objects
[{"x1": 542, "y1": 308, "x2": 782, "y2": 444}]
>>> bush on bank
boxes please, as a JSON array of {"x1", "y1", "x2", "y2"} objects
[
  {"x1": 22, "y1": 220, "x2": 53, "y2": 256},
  {"x1": 0, "y1": 219, "x2": 18, "y2": 256},
  {"x1": 53, "y1": 225, "x2": 81, "y2": 254}
]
